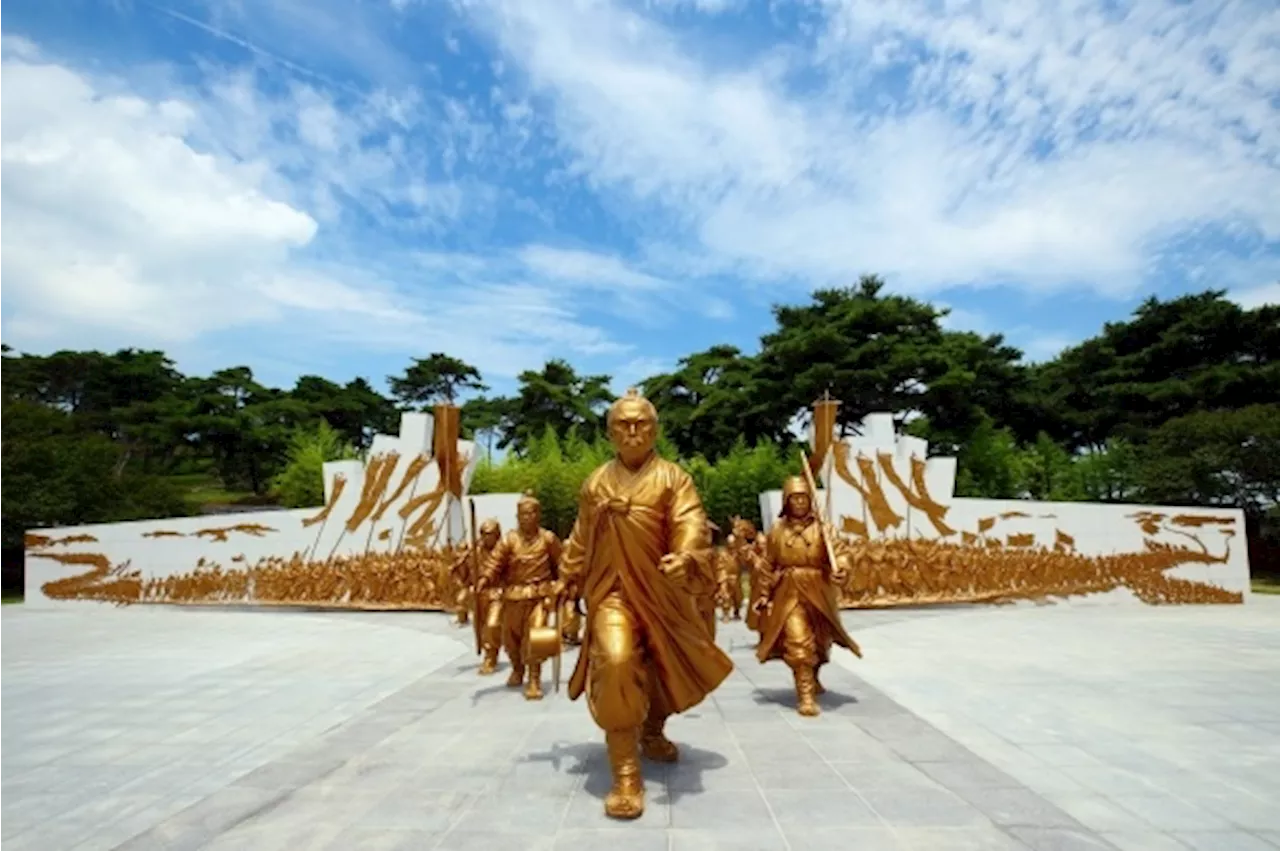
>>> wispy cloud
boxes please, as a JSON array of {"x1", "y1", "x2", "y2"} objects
[
  {"x1": 1230, "y1": 281, "x2": 1280, "y2": 310},
  {"x1": 0, "y1": 41, "x2": 628, "y2": 382},
  {"x1": 454, "y1": 0, "x2": 1278, "y2": 297},
  {"x1": 2, "y1": 0, "x2": 1275, "y2": 393}
]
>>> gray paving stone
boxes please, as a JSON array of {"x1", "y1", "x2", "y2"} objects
[
  {"x1": 917, "y1": 759, "x2": 1025, "y2": 789},
  {"x1": 897, "y1": 827, "x2": 1033, "y2": 850},
  {"x1": 1097, "y1": 832, "x2": 1192, "y2": 851},
  {"x1": 858, "y1": 785, "x2": 990, "y2": 828},
  {"x1": 666, "y1": 827, "x2": 791, "y2": 850},
  {"x1": 553, "y1": 828, "x2": 673, "y2": 850},
  {"x1": 1051, "y1": 795, "x2": 1153, "y2": 833},
  {"x1": 784, "y1": 826, "x2": 909, "y2": 850},
  {"x1": 955, "y1": 787, "x2": 1085, "y2": 829},
  {"x1": 1113, "y1": 794, "x2": 1233, "y2": 831},
  {"x1": 762, "y1": 787, "x2": 883, "y2": 829},
  {"x1": 3, "y1": 608, "x2": 1133, "y2": 850},
  {"x1": 1008, "y1": 827, "x2": 1122, "y2": 850},
  {"x1": 1173, "y1": 832, "x2": 1279, "y2": 851},
  {"x1": 319, "y1": 828, "x2": 443, "y2": 851},
  {"x1": 435, "y1": 830, "x2": 558, "y2": 851},
  {"x1": 830, "y1": 759, "x2": 943, "y2": 789}
]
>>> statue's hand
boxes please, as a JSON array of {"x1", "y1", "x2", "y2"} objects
[
  {"x1": 559, "y1": 577, "x2": 580, "y2": 602},
  {"x1": 831, "y1": 568, "x2": 848, "y2": 586},
  {"x1": 658, "y1": 552, "x2": 694, "y2": 586}
]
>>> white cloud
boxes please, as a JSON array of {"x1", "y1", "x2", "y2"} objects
[
  {"x1": 1230, "y1": 281, "x2": 1280, "y2": 310},
  {"x1": 0, "y1": 44, "x2": 627, "y2": 382},
  {"x1": 414, "y1": 245, "x2": 736, "y2": 325},
  {"x1": 0, "y1": 48, "x2": 316, "y2": 347},
  {"x1": 643, "y1": 0, "x2": 744, "y2": 13},
  {"x1": 608, "y1": 356, "x2": 672, "y2": 394},
  {"x1": 459, "y1": 0, "x2": 1279, "y2": 298},
  {"x1": 937, "y1": 305, "x2": 989, "y2": 333},
  {"x1": 1018, "y1": 332, "x2": 1079, "y2": 364},
  {"x1": 518, "y1": 245, "x2": 667, "y2": 291}
]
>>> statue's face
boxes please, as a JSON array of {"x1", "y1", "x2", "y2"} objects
[
  {"x1": 517, "y1": 503, "x2": 540, "y2": 532},
  {"x1": 609, "y1": 400, "x2": 657, "y2": 463},
  {"x1": 786, "y1": 492, "x2": 811, "y2": 519},
  {"x1": 480, "y1": 527, "x2": 500, "y2": 548}
]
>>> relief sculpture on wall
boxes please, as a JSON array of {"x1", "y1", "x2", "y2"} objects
[
  {"x1": 814, "y1": 403, "x2": 1245, "y2": 607},
  {"x1": 26, "y1": 407, "x2": 479, "y2": 611}
]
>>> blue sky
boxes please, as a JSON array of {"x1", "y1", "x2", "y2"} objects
[{"x1": 2, "y1": 0, "x2": 1278, "y2": 399}]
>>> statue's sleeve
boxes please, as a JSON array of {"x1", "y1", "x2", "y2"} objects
[
  {"x1": 558, "y1": 482, "x2": 592, "y2": 588},
  {"x1": 668, "y1": 468, "x2": 711, "y2": 556},
  {"x1": 449, "y1": 547, "x2": 469, "y2": 581},
  {"x1": 756, "y1": 528, "x2": 781, "y2": 598},
  {"x1": 546, "y1": 530, "x2": 564, "y2": 579},
  {"x1": 480, "y1": 535, "x2": 510, "y2": 585}
]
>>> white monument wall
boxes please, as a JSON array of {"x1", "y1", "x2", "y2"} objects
[
  {"x1": 758, "y1": 412, "x2": 1252, "y2": 602},
  {"x1": 22, "y1": 413, "x2": 524, "y2": 607}
]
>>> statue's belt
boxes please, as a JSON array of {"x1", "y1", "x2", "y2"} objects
[{"x1": 502, "y1": 580, "x2": 558, "y2": 601}]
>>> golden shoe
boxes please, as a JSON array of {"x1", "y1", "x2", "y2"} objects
[
  {"x1": 604, "y1": 773, "x2": 645, "y2": 820},
  {"x1": 640, "y1": 730, "x2": 679, "y2": 763}
]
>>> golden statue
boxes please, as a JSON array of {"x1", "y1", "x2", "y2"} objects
[
  {"x1": 449, "y1": 518, "x2": 501, "y2": 629},
  {"x1": 476, "y1": 492, "x2": 562, "y2": 700},
  {"x1": 714, "y1": 536, "x2": 744, "y2": 623},
  {"x1": 461, "y1": 518, "x2": 505, "y2": 673},
  {"x1": 752, "y1": 474, "x2": 862, "y2": 717},
  {"x1": 558, "y1": 389, "x2": 733, "y2": 820},
  {"x1": 728, "y1": 516, "x2": 767, "y2": 633}
]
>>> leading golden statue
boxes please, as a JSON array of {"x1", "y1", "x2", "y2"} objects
[
  {"x1": 476, "y1": 492, "x2": 562, "y2": 700},
  {"x1": 558, "y1": 389, "x2": 733, "y2": 820},
  {"x1": 752, "y1": 474, "x2": 862, "y2": 717}
]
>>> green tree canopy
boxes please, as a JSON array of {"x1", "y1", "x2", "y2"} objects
[
  {"x1": 389, "y1": 353, "x2": 487, "y2": 408},
  {"x1": 498, "y1": 359, "x2": 613, "y2": 453}
]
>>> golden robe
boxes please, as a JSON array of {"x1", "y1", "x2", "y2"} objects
[
  {"x1": 560, "y1": 455, "x2": 733, "y2": 720},
  {"x1": 755, "y1": 516, "x2": 860, "y2": 667}
]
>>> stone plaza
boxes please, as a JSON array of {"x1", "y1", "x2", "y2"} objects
[{"x1": 3, "y1": 599, "x2": 1278, "y2": 851}]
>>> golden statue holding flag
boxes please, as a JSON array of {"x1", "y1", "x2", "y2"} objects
[{"x1": 751, "y1": 449, "x2": 863, "y2": 717}]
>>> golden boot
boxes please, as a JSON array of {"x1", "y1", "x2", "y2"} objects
[
  {"x1": 524, "y1": 663, "x2": 544, "y2": 701},
  {"x1": 639, "y1": 715, "x2": 679, "y2": 763},
  {"x1": 604, "y1": 730, "x2": 645, "y2": 820},
  {"x1": 479, "y1": 601, "x2": 503, "y2": 675},
  {"x1": 794, "y1": 666, "x2": 820, "y2": 717},
  {"x1": 506, "y1": 665, "x2": 525, "y2": 688}
]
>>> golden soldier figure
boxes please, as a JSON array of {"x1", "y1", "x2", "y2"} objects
[
  {"x1": 449, "y1": 519, "x2": 501, "y2": 628},
  {"x1": 728, "y1": 517, "x2": 767, "y2": 633},
  {"x1": 715, "y1": 538, "x2": 744, "y2": 623},
  {"x1": 467, "y1": 519, "x2": 505, "y2": 674},
  {"x1": 558, "y1": 389, "x2": 733, "y2": 820},
  {"x1": 476, "y1": 492, "x2": 562, "y2": 700},
  {"x1": 752, "y1": 475, "x2": 862, "y2": 717}
]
